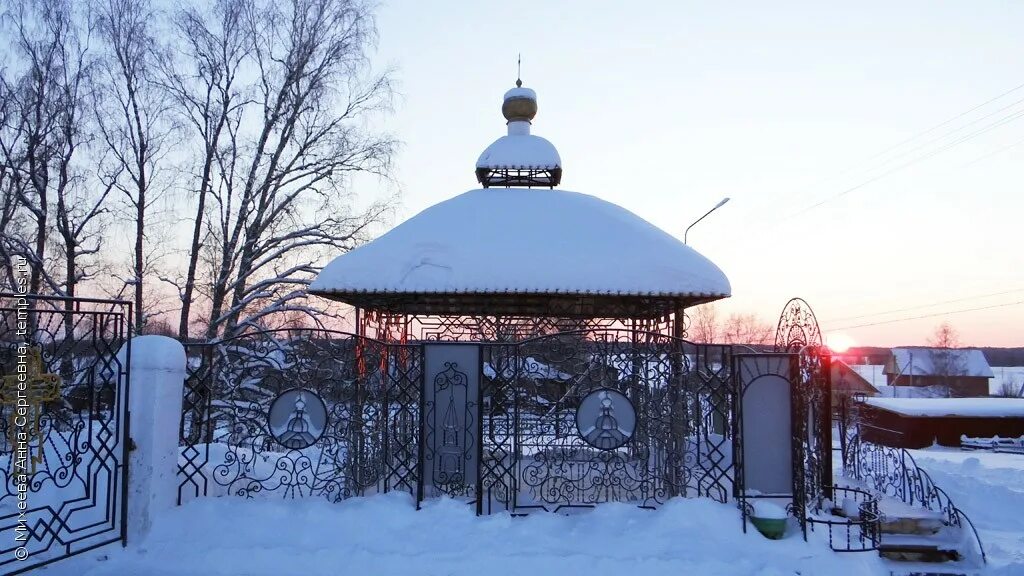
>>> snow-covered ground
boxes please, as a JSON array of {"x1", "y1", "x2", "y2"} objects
[
  {"x1": 904, "y1": 447, "x2": 1024, "y2": 574},
  {"x1": 44, "y1": 492, "x2": 883, "y2": 576}
]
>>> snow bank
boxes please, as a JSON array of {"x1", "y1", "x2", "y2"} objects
[
  {"x1": 864, "y1": 397, "x2": 1024, "y2": 417},
  {"x1": 53, "y1": 493, "x2": 881, "y2": 576},
  {"x1": 752, "y1": 500, "x2": 788, "y2": 520}
]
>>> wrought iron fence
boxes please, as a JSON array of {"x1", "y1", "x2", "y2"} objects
[
  {"x1": 477, "y1": 330, "x2": 735, "y2": 514},
  {"x1": 177, "y1": 329, "x2": 422, "y2": 504},
  {"x1": 0, "y1": 293, "x2": 131, "y2": 575},
  {"x1": 177, "y1": 328, "x2": 741, "y2": 516}
]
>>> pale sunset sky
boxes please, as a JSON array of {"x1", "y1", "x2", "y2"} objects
[{"x1": 354, "y1": 0, "x2": 1024, "y2": 348}]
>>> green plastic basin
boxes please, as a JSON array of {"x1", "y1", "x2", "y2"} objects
[{"x1": 750, "y1": 516, "x2": 787, "y2": 540}]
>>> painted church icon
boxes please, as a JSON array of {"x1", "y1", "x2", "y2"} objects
[
  {"x1": 268, "y1": 388, "x2": 328, "y2": 450},
  {"x1": 576, "y1": 389, "x2": 636, "y2": 450}
]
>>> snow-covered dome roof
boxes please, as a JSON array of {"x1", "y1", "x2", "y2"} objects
[
  {"x1": 310, "y1": 188, "x2": 731, "y2": 307},
  {"x1": 310, "y1": 80, "x2": 731, "y2": 318}
]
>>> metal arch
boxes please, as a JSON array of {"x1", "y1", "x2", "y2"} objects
[
  {"x1": 773, "y1": 297, "x2": 823, "y2": 353},
  {"x1": 771, "y1": 298, "x2": 835, "y2": 539}
]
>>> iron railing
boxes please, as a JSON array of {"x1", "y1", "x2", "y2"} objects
[
  {"x1": 843, "y1": 415, "x2": 987, "y2": 564},
  {"x1": 806, "y1": 485, "x2": 881, "y2": 552}
]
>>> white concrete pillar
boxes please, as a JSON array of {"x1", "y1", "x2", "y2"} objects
[{"x1": 117, "y1": 335, "x2": 185, "y2": 543}]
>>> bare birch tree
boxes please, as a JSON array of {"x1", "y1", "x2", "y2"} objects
[
  {"x1": 1, "y1": 0, "x2": 111, "y2": 311},
  {"x1": 928, "y1": 321, "x2": 966, "y2": 397},
  {"x1": 1, "y1": 0, "x2": 68, "y2": 296},
  {"x1": 155, "y1": 0, "x2": 249, "y2": 340},
  {"x1": 688, "y1": 304, "x2": 719, "y2": 343},
  {"x1": 720, "y1": 312, "x2": 774, "y2": 346},
  {"x1": 94, "y1": 0, "x2": 174, "y2": 333},
  {"x1": 201, "y1": 0, "x2": 396, "y2": 339}
]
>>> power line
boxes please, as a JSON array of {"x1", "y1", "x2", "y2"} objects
[
  {"x1": 829, "y1": 300, "x2": 1024, "y2": 331},
  {"x1": 849, "y1": 94, "x2": 1024, "y2": 179},
  {"x1": 823, "y1": 288, "x2": 1024, "y2": 323},
  {"x1": 779, "y1": 81, "x2": 1024, "y2": 200},
  {"x1": 958, "y1": 136, "x2": 1024, "y2": 169},
  {"x1": 852, "y1": 81, "x2": 1024, "y2": 166},
  {"x1": 749, "y1": 81, "x2": 1024, "y2": 227},
  {"x1": 782, "y1": 105, "x2": 1024, "y2": 220}
]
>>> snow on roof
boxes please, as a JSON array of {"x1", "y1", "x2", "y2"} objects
[
  {"x1": 504, "y1": 86, "x2": 536, "y2": 101},
  {"x1": 310, "y1": 188, "x2": 731, "y2": 299},
  {"x1": 884, "y1": 348, "x2": 993, "y2": 378},
  {"x1": 476, "y1": 133, "x2": 561, "y2": 169},
  {"x1": 865, "y1": 397, "x2": 1024, "y2": 418},
  {"x1": 831, "y1": 360, "x2": 878, "y2": 393},
  {"x1": 849, "y1": 364, "x2": 886, "y2": 387}
]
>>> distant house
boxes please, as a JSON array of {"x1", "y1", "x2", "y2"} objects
[
  {"x1": 883, "y1": 347, "x2": 994, "y2": 398},
  {"x1": 830, "y1": 360, "x2": 878, "y2": 407}
]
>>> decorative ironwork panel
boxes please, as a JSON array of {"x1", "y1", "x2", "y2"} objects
[
  {"x1": 422, "y1": 345, "x2": 479, "y2": 499},
  {"x1": 773, "y1": 298, "x2": 823, "y2": 352},
  {"x1": 177, "y1": 330, "x2": 422, "y2": 504},
  {"x1": 0, "y1": 294, "x2": 131, "y2": 575},
  {"x1": 409, "y1": 315, "x2": 624, "y2": 342},
  {"x1": 479, "y1": 330, "x2": 734, "y2": 514}
]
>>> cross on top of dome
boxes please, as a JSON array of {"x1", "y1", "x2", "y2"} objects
[{"x1": 475, "y1": 75, "x2": 562, "y2": 188}]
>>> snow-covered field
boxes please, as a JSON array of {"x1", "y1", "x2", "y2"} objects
[
  {"x1": 991, "y1": 367, "x2": 1024, "y2": 396},
  {"x1": 45, "y1": 492, "x2": 884, "y2": 576},
  {"x1": 905, "y1": 447, "x2": 1024, "y2": 574}
]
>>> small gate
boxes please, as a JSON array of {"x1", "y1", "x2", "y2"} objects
[{"x1": 0, "y1": 294, "x2": 131, "y2": 575}]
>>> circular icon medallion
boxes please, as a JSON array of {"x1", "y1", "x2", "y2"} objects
[
  {"x1": 267, "y1": 388, "x2": 328, "y2": 449},
  {"x1": 575, "y1": 388, "x2": 636, "y2": 450}
]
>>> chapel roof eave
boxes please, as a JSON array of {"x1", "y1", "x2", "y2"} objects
[{"x1": 308, "y1": 289, "x2": 730, "y2": 319}]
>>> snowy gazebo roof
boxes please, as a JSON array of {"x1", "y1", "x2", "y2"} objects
[{"x1": 310, "y1": 81, "x2": 730, "y2": 318}]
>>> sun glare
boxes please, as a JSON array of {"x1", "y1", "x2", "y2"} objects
[{"x1": 826, "y1": 332, "x2": 856, "y2": 353}]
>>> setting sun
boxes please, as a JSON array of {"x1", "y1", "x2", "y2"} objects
[{"x1": 826, "y1": 332, "x2": 856, "y2": 353}]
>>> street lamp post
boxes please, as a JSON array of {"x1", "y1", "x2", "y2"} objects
[{"x1": 684, "y1": 197, "x2": 731, "y2": 244}]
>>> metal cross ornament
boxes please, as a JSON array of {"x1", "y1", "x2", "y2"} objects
[{"x1": 1, "y1": 346, "x2": 61, "y2": 474}]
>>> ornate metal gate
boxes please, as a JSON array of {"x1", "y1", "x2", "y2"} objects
[
  {"x1": 476, "y1": 329, "x2": 735, "y2": 514},
  {"x1": 0, "y1": 294, "x2": 131, "y2": 575}
]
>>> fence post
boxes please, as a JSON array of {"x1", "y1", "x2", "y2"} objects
[
  {"x1": 118, "y1": 335, "x2": 186, "y2": 543},
  {"x1": 899, "y1": 450, "x2": 908, "y2": 503}
]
